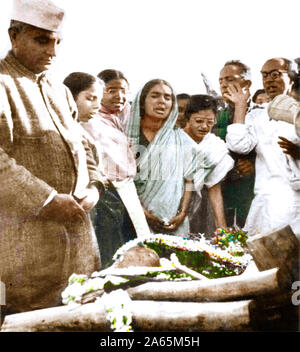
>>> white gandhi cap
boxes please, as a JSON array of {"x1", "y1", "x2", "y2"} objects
[{"x1": 11, "y1": 0, "x2": 65, "y2": 32}]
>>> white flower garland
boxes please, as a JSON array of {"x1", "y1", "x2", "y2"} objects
[
  {"x1": 61, "y1": 276, "x2": 134, "y2": 332},
  {"x1": 96, "y1": 289, "x2": 133, "y2": 332},
  {"x1": 61, "y1": 273, "x2": 126, "y2": 305},
  {"x1": 61, "y1": 233, "x2": 252, "y2": 331},
  {"x1": 112, "y1": 233, "x2": 251, "y2": 266}
]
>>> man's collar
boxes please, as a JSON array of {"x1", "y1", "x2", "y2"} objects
[{"x1": 5, "y1": 51, "x2": 48, "y2": 82}]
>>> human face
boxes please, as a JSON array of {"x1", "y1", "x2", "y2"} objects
[
  {"x1": 219, "y1": 64, "x2": 250, "y2": 102},
  {"x1": 75, "y1": 82, "x2": 102, "y2": 122},
  {"x1": 176, "y1": 98, "x2": 189, "y2": 128},
  {"x1": 184, "y1": 109, "x2": 215, "y2": 143},
  {"x1": 101, "y1": 79, "x2": 128, "y2": 112},
  {"x1": 144, "y1": 83, "x2": 173, "y2": 121},
  {"x1": 10, "y1": 26, "x2": 61, "y2": 74},
  {"x1": 255, "y1": 93, "x2": 269, "y2": 105},
  {"x1": 261, "y1": 59, "x2": 293, "y2": 99}
]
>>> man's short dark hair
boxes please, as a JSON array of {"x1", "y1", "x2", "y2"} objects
[
  {"x1": 252, "y1": 89, "x2": 266, "y2": 103},
  {"x1": 223, "y1": 60, "x2": 251, "y2": 81},
  {"x1": 176, "y1": 93, "x2": 190, "y2": 100},
  {"x1": 9, "y1": 20, "x2": 30, "y2": 34}
]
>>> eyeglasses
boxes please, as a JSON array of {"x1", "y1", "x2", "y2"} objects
[{"x1": 261, "y1": 70, "x2": 288, "y2": 80}]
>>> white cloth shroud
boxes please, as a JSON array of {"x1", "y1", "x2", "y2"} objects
[{"x1": 112, "y1": 178, "x2": 151, "y2": 237}]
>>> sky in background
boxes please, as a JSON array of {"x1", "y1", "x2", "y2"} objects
[{"x1": 0, "y1": 0, "x2": 299, "y2": 99}]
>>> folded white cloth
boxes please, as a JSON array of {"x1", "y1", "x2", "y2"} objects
[
  {"x1": 268, "y1": 94, "x2": 300, "y2": 130},
  {"x1": 112, "y1": 179, "x2": 151, "y2": 237}
]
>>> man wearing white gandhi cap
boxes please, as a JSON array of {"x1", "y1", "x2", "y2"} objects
[
  {"x1": 11, "y1": 0, "x2": 65, "y2": 32},
  {"x1": 0, "y1": 0, "x2": 103, "y2": 318}
]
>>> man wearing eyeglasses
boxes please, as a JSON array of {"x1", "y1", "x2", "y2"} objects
[
  {"x1": 261, "y1": 58, "x2": 297, "y2": 99},
  {"x1": 226, "y1": 57, "x2": 300, "y2": 239}
]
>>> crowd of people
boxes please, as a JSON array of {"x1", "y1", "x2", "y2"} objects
[{"x1": 0, "y1": 0, "x2": 300, "y2": 318}]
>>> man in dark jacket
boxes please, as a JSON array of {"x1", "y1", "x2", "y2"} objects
[{"x1": 217, "y1": 60, "x2": 256, "y2": 229}]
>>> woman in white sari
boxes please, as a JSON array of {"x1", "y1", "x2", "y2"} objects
[
  {"x1": 184, "y1": 94, "x2": 233, "y2": 235},
  {"x1": 127, "y1": 79, "x2": 234, "y2": 236}
]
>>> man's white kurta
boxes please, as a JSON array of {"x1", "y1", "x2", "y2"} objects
[{"x1": 226, "y1": 105, "x2": 300, "y2": 238}]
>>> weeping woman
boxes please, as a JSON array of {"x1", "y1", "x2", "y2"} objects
[{"x1": 126, "y1": 79, "x2": 234, "y2": 236}]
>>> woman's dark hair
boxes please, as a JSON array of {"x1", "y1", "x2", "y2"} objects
[
  {"x1": 63, "y1": 72, "x2": 98, "y2": 99},
  {"x1": 139, "y1": 79, "x2": 175, "y2": 118},
  {"x1": 185, "y1": 94, "x2": 218, "y2": 121},
  {"x1": 97, "y1": 69, "x2": 129, "y2": 86},
  {"x1": 252, "y1": 89, "x2": 266, "y2": 103}
]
